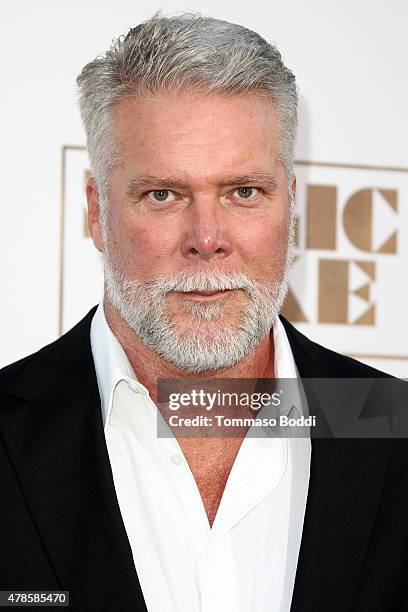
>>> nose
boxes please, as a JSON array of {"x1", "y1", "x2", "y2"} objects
[{"x1": 181, "y1": 197, "x2": 233, "y2": 261}]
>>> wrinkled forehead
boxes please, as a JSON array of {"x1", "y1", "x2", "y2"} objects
[{"x1": 111, "y1": 90, "x2": 282, "y2": 173}]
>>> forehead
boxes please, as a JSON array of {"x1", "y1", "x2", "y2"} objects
[{"x1": 112, "y1": 91, "x2": 281, "y2": 180}]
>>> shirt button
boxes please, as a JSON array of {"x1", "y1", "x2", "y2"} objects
[{"x1": 170, "y1": 454, "x2": 183, "y2": 466}]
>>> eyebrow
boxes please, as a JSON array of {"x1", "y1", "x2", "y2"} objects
[{"x1": 125, "y1": 173, "x2": 278, "y2": 196}]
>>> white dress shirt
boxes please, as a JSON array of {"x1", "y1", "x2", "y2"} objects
[{"x1": 90, "y1": 303, "x2": 311, "y2": 612}]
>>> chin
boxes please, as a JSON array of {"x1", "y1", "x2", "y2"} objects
[{"x1": 173, "y1": 307, "x2": 241, "y2": 332}]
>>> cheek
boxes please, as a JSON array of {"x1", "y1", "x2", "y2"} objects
[
  {"x1": 109, "y1": 214, "x2": 181, "y2": 275},
  {"x1": 134, "y1": 220, "x2": 180, "y2": 256},
  {"x1": 234, "y1": 209, "x2": 289, "y2": 261}
]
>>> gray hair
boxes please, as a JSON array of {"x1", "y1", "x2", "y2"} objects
[{"x1": 76, "y1": 11, "x2": 298, "y2": 206}]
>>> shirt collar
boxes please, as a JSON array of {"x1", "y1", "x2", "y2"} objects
[
  {"x1": 90, "y1": 302, "x2": 145, "y2": 427},
  {"x1": 90, "y1": 302, "x2": 301, "y2": 428}
]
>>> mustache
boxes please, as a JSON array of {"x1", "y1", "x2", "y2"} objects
[{"x1": 145, "y1": 269, "x2": 258, "y2": 295}]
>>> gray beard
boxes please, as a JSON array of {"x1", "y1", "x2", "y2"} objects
[{"x1": 103, "y1": 260, "x2": 291, "y2": 373}]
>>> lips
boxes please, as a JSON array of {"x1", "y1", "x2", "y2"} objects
[
  {"x1": 180, "y1": 289, "x2": 232, "y2": 300},
  {"x1": 190, "y1": 290, "x2": 228, "y2": 296}
]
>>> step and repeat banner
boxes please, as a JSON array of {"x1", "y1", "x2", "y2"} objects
[{"x1": 60, "y1": 148, "x2": 408, "y2": 377}]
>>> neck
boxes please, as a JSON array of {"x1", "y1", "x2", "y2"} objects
[{"x1": 103, "y1": 297, "x2": 275, "y2": 403}]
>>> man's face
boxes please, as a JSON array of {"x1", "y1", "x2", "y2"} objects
[{"x1": 88, "y1": 91, "x2": 295, "y2": 372}]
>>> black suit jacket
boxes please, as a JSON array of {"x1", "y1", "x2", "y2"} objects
[{"x1": 1, "y1": 307, "x2": 408, "y2": 612}]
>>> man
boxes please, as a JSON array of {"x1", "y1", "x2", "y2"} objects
[{"x1": 1, "y1": 12, "x2": 408, "y2": 612}]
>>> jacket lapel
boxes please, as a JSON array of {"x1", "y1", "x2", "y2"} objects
[
  {"x1": 0, "y1": 309, "x2": 147, "y2": 612},
  {"x1": 280, "y1": 317, "x2": 394, "y2": 611}
]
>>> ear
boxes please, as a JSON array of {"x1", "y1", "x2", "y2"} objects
[{"x1": 86, "y1": 176, "x2": 104, "y2": 253}]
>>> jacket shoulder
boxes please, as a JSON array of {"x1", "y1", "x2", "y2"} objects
[
  {"x1": 0, "y1": 306, "x2": 98, "y2": 398},
  {"x1": 279, "y1": 315, "x2": 393, "y2": 379},
  {"x1": 0, "y1": 355, "x2": 33, "y2": 390}
]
